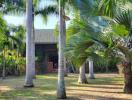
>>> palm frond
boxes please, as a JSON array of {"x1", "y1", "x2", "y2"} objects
[
  {"x1": 97, "y1": 0, "x2": 127, "y2": 17},
  {"x1": 35, "y1": 5, "x2": 58, "y2": 23},
  {"x1": 114, "y1": 9, "x2": 132, "y2": 34}
]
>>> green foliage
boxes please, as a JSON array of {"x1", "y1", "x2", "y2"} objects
[
  {"x1": 93, "y1": 56, "x2": 118, "y2": 72},
  {"x1": 35, "y1": 5, "x2": 58, "y2": 24},
  {"x1": 112, "y1": 24, "x2": 128, "y2": 36},
  {"x1": 0, "y1": 15, "x2": 26, "y2": 76},
  {"x1": 0, "y1": 49, "x2": 26, "y2": 76},
  {"x1": 65, "y1": 16, "x2": 112, "y2": 67},
  {"x1": 0, "y1": 14, "x2": 7, "y2": 34},
  {"x1": 97, "y1": 0, "x2": 127, "y2": 17},
  {"x1": 65, "y1": 34, "x2": 92, "y2": 66}
]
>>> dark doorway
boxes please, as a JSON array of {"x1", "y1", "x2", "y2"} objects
[
  {"x1": 35, "y1": 44, "x2": 58, "y2": 73},
  {"x1": 49, "y1": 54, "x2": 58, "y2": 69}
]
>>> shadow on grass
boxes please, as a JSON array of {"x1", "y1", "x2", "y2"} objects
[
  {"x1": 64, "y1": 96, "x2": 82, "y2": 100},
  {"x1": 89, "y1": 78, "x2": 123, "y2": 84},
  {"x1": 73, "y1": 84, "x2": 123, "y2": 89},
  {"x1": 70, "y1": 77, "x2": 123, "y2": 86},
  {"x1": 68, "y1": 88, "x2": 124, "y2": 94},
  {"x1": 75, "y1": 94, "x2": 132, "y2": 100}
]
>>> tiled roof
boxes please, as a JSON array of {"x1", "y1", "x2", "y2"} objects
[{"x1": 35, "y1": 29, "x2": 58, "y2": 44}]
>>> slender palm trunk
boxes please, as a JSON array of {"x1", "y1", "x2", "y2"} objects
[
  {"x1": 2, "y1": 48, "x2": 6, "y2": 79},
  {"x1": 89, "y1": 60, "x2": 95, "y2": 79},
  {"x1": 2, "y1": 64, "x2": 6, "y2": 79},
  {"x1": 63, "y1": 11, "x2": 67, "y2": 77},
  {"x1": 78, "y1": 63, "x2": 88, "y2": 84},
  {"x1": 15, "y1": 49, "x2": 19, "y2": 75},
  {"x1": 57, "y1": 2, "x2": 66, "y2": 99},
  {"x1": 24, "y1": 0, "x2": 34, "y2": 87},
  {"x1": 32, "y1": 7, "x2": 36, "y2": 79},
  {"x1": 123, "y1": 61, "x2": 132, "y2": 93},
  {"x1": 64, "y1": 58, "x2": 67, "y2": 76}
]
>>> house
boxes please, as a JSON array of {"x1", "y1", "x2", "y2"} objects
[{"x1": 35, "y1": 29, "x2": 58, "y2": 74}]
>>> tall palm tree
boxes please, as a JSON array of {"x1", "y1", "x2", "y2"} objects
[
  {"x1": 2, "y1": 0, "x2": 44, "y2": 86},
  {"x1": 57, "y1": 0, "x2": 66, "y2": 98},
  {"x1": 0, "y1": 0, "x2": 35, "y2": 84},
  {"x1": 24, "y1": 0, "x2": 34, "y2": 87},
  {"x1": 36, "y1": 0, "x2": 74, "y2": 76}
]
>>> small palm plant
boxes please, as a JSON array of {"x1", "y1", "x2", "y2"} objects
[{"x1": 65, "y1": 16, "x2": 110, "y2": 83}]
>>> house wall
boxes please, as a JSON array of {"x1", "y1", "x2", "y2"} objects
[{"x1": 35, "y1": 29, "x2": 58, "y2": 73}]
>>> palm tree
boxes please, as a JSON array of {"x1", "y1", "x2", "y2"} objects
[
  {"x1": 24, "y1": 0, "x2": 34, "y2": 87},
  {"x1": 2, "y1": 0, "x2": 43, "y2": 86},
  {"x1": 113, "y1": 9, "x2": 132, "y2": 93},
  {"x1": 10, "y1": 25, "x2": 26, "y2": 75},
  {"x1": 57, "y1": 0, "x2": 66, "y2": 98},
  {"x1": 36, "y1": 0, "x2": 74, "y2": 76},
  {"x1": 65, "y1": 15, "x2": 110, "y2": 83},
  {"x1": 98, "y1": 0, "x2": 132, "y2": 93},
  {"x1": 37, "y1": 0, "x2": 76, "y2": 98},
  {"x1": 0, "y1": 0, "x2": 34, "y2": 84},
  {"x1": 0, "y1": 15, "x2": 20, "y2": 79},
  {"x1": 0, "y1": 15, "x2": 13, "y2": 79},
  {"x1": 76, "y1": 0, "x2": 97, "y2": 80}
]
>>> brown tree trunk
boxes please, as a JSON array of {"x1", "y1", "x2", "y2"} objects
[{"x1": 123, "y1": 61, "x2": 132, "y2": 93}]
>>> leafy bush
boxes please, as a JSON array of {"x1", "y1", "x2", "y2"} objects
[
  {"x1": 93, "y1": 57, "x2": 118, "y2": 73},
  {"x1": 0, "y1": 50, "x2": 26, "y2": 76}
]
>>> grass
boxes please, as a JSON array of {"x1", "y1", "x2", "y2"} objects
[{"x1": 0, "y1": 73, "x2": 132, "y2": 100}]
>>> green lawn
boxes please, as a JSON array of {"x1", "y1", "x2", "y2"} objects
[{"x1": 0, "y1": 73, "x2": 132, "y2": 100}]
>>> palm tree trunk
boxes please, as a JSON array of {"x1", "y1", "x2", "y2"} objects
[
  {"x1": 123, "y1": 61, "x2": 132, "y2": 93},
  {"x1": 2, "y1": 64, "x2": 6, "y2": 79},
  {"x1": 89, "y1": 59, "x2": 95, "y2": 79},
  {"x1": 78, "y1": 63, "x2": 88, "y2": 84},
  {"x1": 24, "y1": 0, "x2": 34, "y2": 87},
  {"x1": 32, "y1": 7, "x2": 36, "y2": 79},
  {"x1": 2, "y1": 48, "x2": 6, "y2": 79},
  {"x1": 63, "y1": 11, "x2": 67, "y2": 77},
  {"x1": 57, "y1": 2, "x2": 66, "y2": 99},
  {"x1": 64, "y1": 58, "x2": 67, "y2": 76}
]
